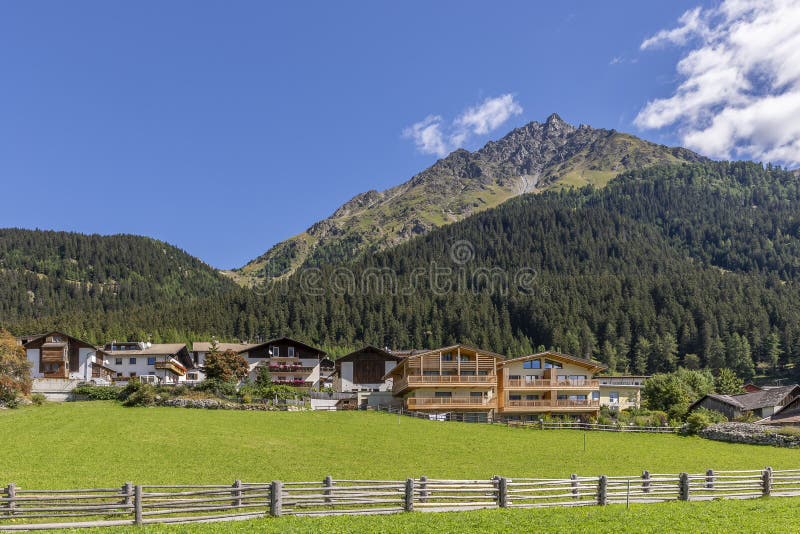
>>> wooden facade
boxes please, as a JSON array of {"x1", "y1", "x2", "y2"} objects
[
  {"x1": 385, "y1": 345, "x2": 502, "y2": 418},
  {"x1": 335, "y1": 346, "x2": 403, "y2": 392},
  {"x1": 498, "y1": 352, "x2": 607, "y2": 420},
  {"x1": 23, "y1": 332, "x2": 97, "y2": 379}
]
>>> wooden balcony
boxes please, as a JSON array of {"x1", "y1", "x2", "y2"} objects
[
  {"x1": 406, "y1": 397, "x2": 497, "y2": 410},
  {"x1": 502, "y1": 399, "x2": 600, "y2": 412},
  {"x1": 393, "y1": 374, "x2": 497, "y2": 394},
  {"x1": 154, "y1": 359, "x2": 186, "y2": 376},
  {"x1": 504, "y1": 378, "x2": 599, "y2": 390}
]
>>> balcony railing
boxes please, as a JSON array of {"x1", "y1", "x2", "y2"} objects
[
  {"x1": 503, "y1": 399, "x2": 600, "y2": 411},
  {"x1": 504, "y1": 378, "x2": 599, "y2": 389},
  {"x1": 153, "y1": 359, "x2": 186, "y2": 376},
  {"x1": 393, "y1": 374, "x2": 497, "y2": 393},
  {"x1": 406, "y1": 397, "x2": 497, "y2": 409},
  {"x1": 598, "y1": 378, "x2": 646, "y2": 387}
]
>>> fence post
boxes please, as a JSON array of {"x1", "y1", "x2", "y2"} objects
[
  {"x1": 641, "y1": 470, "x2": 650, "y2": 494},
  {"x1": 404, "y1": 478, "x2": 414, "y2": 512},
  {"x1": 571, "y1": 474, "x2": 579, "y2": 499},
  {"x1": 232, "y1": 479, "x2": 242, "y2": 508},
  {"x1": 498, "y1": 477, "x2": 508, "y2": 508},
  {"x1": 419, "y1": 476, "x2": 428, "y2": 503},
  {"x1": 324, "y1": 475, "x2": 333, "y2": 504},
  {"x1": 5, "y1": 483, "x2": 15, "y2": 516},
  {"x1": 705, "y1": 469, "x2": 714, "y2": 489},
  {"x1": 270, "y1": 481, "x2": 283, "y2": 517},
  {"x1": 134, "y1": 485, "x2": 143, "y2": 526},
  {"x1": 122, "y1": 481, "x2": 133, "y2": 507},
  {"x1": 597, "y1": 476, "x2": 607, "y2": 506},
  {"x1": 679, "y1": 473, "x2": 690, "y2": 501},
  {"x1": 762, "y1": 466, "x2": 772, "y2": 496}
]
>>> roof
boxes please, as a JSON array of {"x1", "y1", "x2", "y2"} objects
[
  {"x1": 756, "y1": 396, "x2": 800, "y2": 425},
  {"x1": 390, "y1": 349, "x2": 429, "y2": 358},
  {"x1": 691, "y1": 385, "x2": 800, "y2": 412},
  {"x1": 501, "y1": 351, "x2": 607, "y2": 373},
  {"x1": 246, "y1": 337, "x2": 327, "y2": 357},
  {"x1": 404, "y1": 344, "x2": 507, "y2": 362},
  {"x1": 101, "y1": 343, "x2": 187, "y2": 356},
  {"x1": 336, "y1": 345, "x2": 404, "y2": 363},
  {"x1": 382, "y1": 344, "x2": 506, "y2": 380},
  {"x1": 191, "y1": 342, "x2": 257, "y2": 353},
  {"x1": 22, "y1": 331, "x2": 96, "y2": 350}
]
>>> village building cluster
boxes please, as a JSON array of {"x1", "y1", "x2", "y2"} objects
[{"x1": 17, "y1": 330, "x2": 653, "y2": 421}]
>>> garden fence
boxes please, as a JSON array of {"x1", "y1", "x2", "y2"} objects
[{"x1": 2, "y1": 468, "x2": 800, "y2": 530}]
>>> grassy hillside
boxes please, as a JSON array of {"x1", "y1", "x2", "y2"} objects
[
  {"x1": 1, "y1": 403, "x2": 797, "y2": 488},
  {"x1": 234, "y1": 115, "x2": 703, "y2": 284}
]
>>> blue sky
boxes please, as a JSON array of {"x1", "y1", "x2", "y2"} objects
[{"x1": 6, "y1": 0, "x2": 791, "y2": 269}]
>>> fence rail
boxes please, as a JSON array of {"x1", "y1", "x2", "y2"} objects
[{"x1": 2, "y1": 468, "x2": 799, "y2": 530}]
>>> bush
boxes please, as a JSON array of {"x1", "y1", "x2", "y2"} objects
[
  {"x1": 30, "y1": 393, "x2": 46, "y2": 405},
  {"x1": 0, "y1": 329, "x2": 32, "y2": 406},
  {"x1": 74, "y1": 385, "x2": 120, "y2": 401},
  {"x1": 121, "y1": 384, "x2": 158, "y2": 407},
  {"x1": 117, "y1": 379, "x2": 142, "y2": 401},
  {"x1": 685, "y1": 408, "x2": 727, "y2": 434}
]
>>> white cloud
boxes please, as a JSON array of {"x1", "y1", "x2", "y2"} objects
[
  {"x1": 402, "y1": 115, "x2": 448, "y2": 157},
  {"x1": 635, "y1": 0, "x2": 800, "y2": 166},
  {"x1": 403, "y1": 94, "x2": 523, "y2": 157}
]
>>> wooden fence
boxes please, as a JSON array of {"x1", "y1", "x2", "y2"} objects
[{"x1": 2, "y1": 468, "x2": 800, "y2": 530}]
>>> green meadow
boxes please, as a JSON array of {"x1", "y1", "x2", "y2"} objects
[{"x1": 1, "y1": 402, "x2": 796, "y2": 489}]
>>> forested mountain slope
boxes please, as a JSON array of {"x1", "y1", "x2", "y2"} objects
[
  {"x1": 0, "y1": 229, "x2": 238, "y2": 342},
  {"x1": 233, "y1": 114, "x2": 703, "y2": 284},
  {"x1": 7, "y1": 161, "x2": 800, "y2": 380}
]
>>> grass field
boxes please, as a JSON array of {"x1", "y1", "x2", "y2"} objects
[
  {"x1": 1, "y1": 402, "x2": 798, "y2": 490},
  {"x1": 54, "y1": 498, "x2": 800, "y2": 533}
]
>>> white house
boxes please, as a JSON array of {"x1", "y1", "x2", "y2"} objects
[
  {"x1": 22, "y1": 331, "x2": 112, "y2": 381},
  {"x1": 99, "y1": 341, "x2": 192, "y2": 384}
]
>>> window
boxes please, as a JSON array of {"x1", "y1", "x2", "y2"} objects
[
  {"x1": 129, "y1": 372, "x2": 137, "y2": 378},
  {"x1": 129, "y1": 358, "x2": 137, "y2": 365},
  {"x1": 115, "y1": 358, "x2": 123, "y2": 366},
  {"x1": 423, "y1": 370, "x2": 439, "y2": 376},
  {"x1": 523, "y1": 359, "x2": 541, "y2": 369},
  {"x1": 544, "y1": 360, "x2": 563, "y2": 369},
  {"x1": 509, "y1": 375, "x2": 521, "y2": 380},
  {"x1": 147, "y1": 357, "x2": 156, "y2": 366},
  {"x1": 187, "y1": 372, "x2": 198, "y2": 381},
  {"x1": 592, "y1": 392, "x2": 600, "y2": 401},
  {"x1": 272, "y1": 346, "x2": 279, "y2": 357},
  {"x1": 569, "y1": 375, "x2": 587, "y2": 383},
  {"x1": 434, "y1": 391, "x2": 452, "y2": 398},
  {"x1": 116, "y1": 372, "x2": 122, "y2": 378},
  {"x1": 524, "y1": 375, "x2": 538, "y2": 383},
  {"x1": 557, "y1": 375, "x2": 567, "y2": 381},
  {"x1": 509, "y1": 395, "x2": 522, "y2": 401},
  {"x1": 460, "y1": 370, "x2": 475, "y2": 376},
  {"x1": 609, "y1": 391, "x2": 620, "y2": 404},
  {"x1": 441, "y1": 353, "x2": 453, "y2": 361},
  {"x1": 459, "y1": 355, "x2": 470, "y2": 362},
  {"x1": 525, "y1": 394, "x2": 540, "y2": 400},
  {"x1": 470, "y1": 392, "x2": 483, "y2": 398},
  {"x1": 288, "y1": 347, "x2": 295, "y2": 357}
]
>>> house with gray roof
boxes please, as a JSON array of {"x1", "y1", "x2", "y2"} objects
[{"x1": 688, "y1": 385, "x2": 800, "y2": 420}]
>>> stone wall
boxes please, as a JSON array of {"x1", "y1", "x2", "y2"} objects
[{"x1": 700, "y1": 422, "x2": 800, "y2": 448}]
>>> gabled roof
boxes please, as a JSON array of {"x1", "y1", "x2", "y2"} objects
[
  {"x1": 191, "y1": 342, "x2": 257, "y2": 353},
  {"x1": 501, "y1": 351, "x2": 607, "y2": 373},
  {"x1": 22, "y1": 331, "x2": 96, "y2": 351},
  {"x1": 336, "y1": 345, "x2": 403, "y2": 363},
  {"x1": 690, "y1": 385, "x2": 800, "y2": 412},
  {"x1": 756, "y1": 396, "x2": 800, "y2": 425},
  {"x1": 403, "y1": 344, "x2": 507, "y2": 361},
  {"x1": 246, "y1": 337, "x2": 327, "y2": 357},
  {"x1": 383, "y1": 344, "x2": 505, "y2": 380}
]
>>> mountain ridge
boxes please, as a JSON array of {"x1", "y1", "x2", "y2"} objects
[{"x1": 231, "y1": 114, "x2": 705, "y2": 285}]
